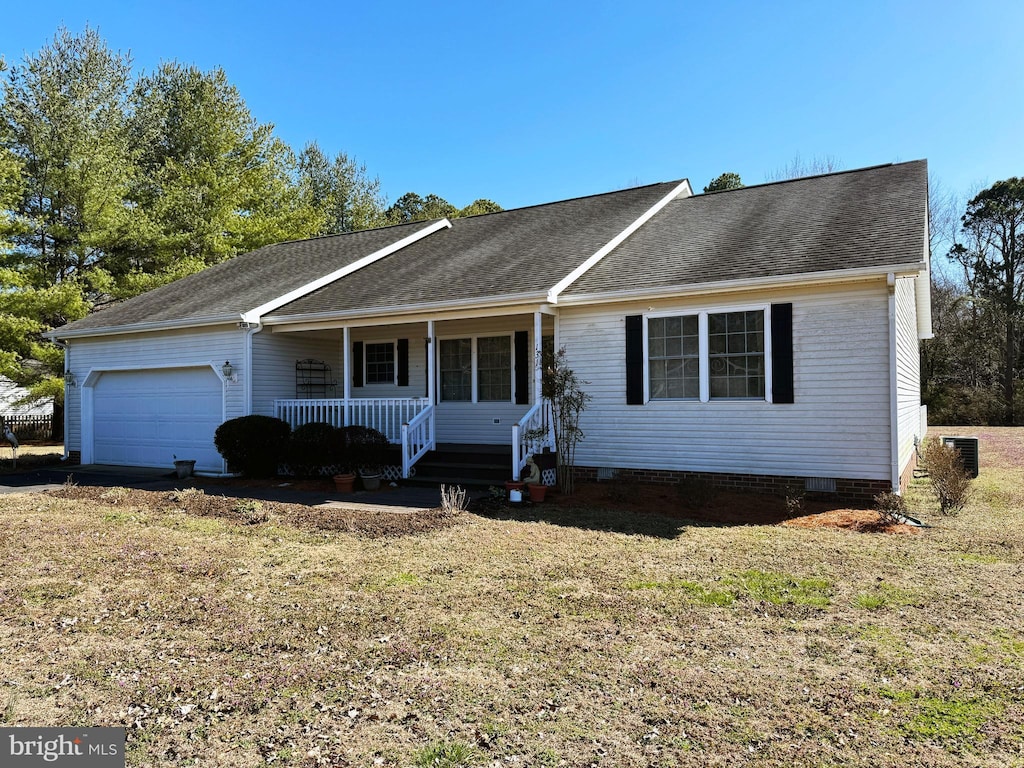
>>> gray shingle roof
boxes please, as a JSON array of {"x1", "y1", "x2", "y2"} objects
[
  {"x1": 54, "y1": 220, "x2": 440, "y2": 334},
  {"x1": 265, "y1": 181, "x2": 683, "y2": 320},
  {"x1": 52, "y1": 161, "x2": 928, "y2": 337},
  {"x1": 562, "y1": 160, "x2": 928, "y2": 298}
]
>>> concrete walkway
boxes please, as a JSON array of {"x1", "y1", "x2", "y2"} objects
[{"x1": 0, "y1": 463, "x2": 461, "y2": 511}]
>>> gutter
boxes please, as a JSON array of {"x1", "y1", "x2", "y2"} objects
[
  {"x1": 554, "y1": 261, "x2": 929, "y2": 307},
  {"x1": 45, "y1": 313, "x2": 243, "y2": 341},
  {"x1": 262, "y1": 291, "x2": 553, "y2": 327}
]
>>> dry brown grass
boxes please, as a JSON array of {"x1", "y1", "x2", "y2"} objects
[{"x1": 0, "y1": 432, "x2": 1022, "y2": 766}]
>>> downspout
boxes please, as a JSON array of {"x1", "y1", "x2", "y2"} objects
[
  {"x1": 887, "y1": 273, "x2": 900, "y2": 493},
  {"x1": 56, "y1": 339, "x2": 70, "y2": 461},
  {"x1": 244, "y1": 322, "x2": 264, "y2": 417}
]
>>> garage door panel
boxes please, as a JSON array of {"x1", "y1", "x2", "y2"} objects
[{"x1": 92, "y1": 368, "x2": 224, "y2": 471}]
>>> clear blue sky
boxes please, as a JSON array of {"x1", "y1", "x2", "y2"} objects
[{"x1": 2, "y1": 0, "x2": 1020, "y2": 211}]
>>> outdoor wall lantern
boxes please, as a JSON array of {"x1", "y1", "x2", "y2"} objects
[
  {"x1": 221, "y1": 361, "x2": 237, "y2": 382},
  {"x1": 64, "y1": 371, "x2": 77, "y2": 387}
]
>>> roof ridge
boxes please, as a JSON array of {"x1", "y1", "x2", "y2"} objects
[
  {"x1": 698, "y1": 160, "x2": 924, "y2": 197},
  {"x1": 266, "y1": 218, "x2": 440, "y2": 247},
  {"x1": 451, "y1": 179, "x2": 687, "y2": 221}
]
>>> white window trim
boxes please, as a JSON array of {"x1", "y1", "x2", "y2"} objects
[
  {"x1": 643, "y1": 303, "x2": 773, "y2": 404},
  {"x1": 363, "y1": 339, "x2": 398, "y2": 386},
  {"x1": 437, "y1": 333, "x2": 517, "y2": 404}
]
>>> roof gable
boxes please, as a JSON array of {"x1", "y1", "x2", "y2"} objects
[{"x1": 562, "y1": 160, "x2": 929, "y2": 299}]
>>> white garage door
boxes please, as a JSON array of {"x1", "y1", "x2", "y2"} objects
[{"x1": 92, "y1": 367, "x2": 224, "y2": 471}]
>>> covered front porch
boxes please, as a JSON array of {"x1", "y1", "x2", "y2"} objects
[{"x1": 259, "y1": 309, "x2": 556, "y2": 480}]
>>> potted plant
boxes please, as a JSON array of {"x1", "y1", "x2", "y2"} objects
[
  {"x1": 329, "y1": 425, "x2": 356, "y2": 493},
  {"x1": 343, "y1": 425, "x2": 389, "y2": 492},
  {"x1": 173, "y1": 455, "x2": 196, "y2": 479}
]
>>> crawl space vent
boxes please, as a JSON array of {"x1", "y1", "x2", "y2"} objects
[{"x1": 805, "y1": 477, "x2": 837, "y2": 493}]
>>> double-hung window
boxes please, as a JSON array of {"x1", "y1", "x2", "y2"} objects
[
  {"x1": 647, "y1": 307, "x2": 767, "y2": 401},
  {"x1": 365, "y1": 342, "x2": 395, "y2": 385},
  {"x1": 439, "y1": 335, "x2": 513, "y2": 403}
]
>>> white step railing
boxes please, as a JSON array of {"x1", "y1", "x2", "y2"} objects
[
  {"x1": 401, "y1": 405, "x2": 435, "y2": 479},
  {"x1": 274, "y1": 397, "x2": 430, "y2": 444},
  {"x1": 511, "y1": 398, "x2": 554, "y2": 479}
]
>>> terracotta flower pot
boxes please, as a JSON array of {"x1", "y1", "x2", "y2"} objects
[
  {"x1": 527, "y1": 483, "x2": 547, "y2": 502},
  {"x1": 333, "y1": 472, "x2": 356, "y2": 493}
]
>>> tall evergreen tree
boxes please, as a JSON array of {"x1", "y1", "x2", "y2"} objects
[{"x1": 298, "y1": 142, "x2": 386, "y2": 235}]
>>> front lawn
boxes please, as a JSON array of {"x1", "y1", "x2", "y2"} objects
[{"x1": 0, "y1": 431, "x2": 1021, "y2": 766}]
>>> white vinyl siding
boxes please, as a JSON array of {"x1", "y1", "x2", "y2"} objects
[
  {"x1": 894, "y1": 276, "x2": 923, "y2": 477},
  {"x1": 251, "y1": 331, "x2": 340, "y2": 415},
  {"x1": 558, "y1": 282, "x2": 894, "y2": 481}
]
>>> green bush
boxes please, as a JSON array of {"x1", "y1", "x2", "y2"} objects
[
  {"x1": 341, "y1": 425, "x2": 389, "y2": 472},
  {"x1": 286, "y1": 422, "x2": 339, "y2": 476},
  {"x1": 214, "y1": 415, "x2": 291, "y2": 477}
]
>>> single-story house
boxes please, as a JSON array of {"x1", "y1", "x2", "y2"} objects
[{"x1": 48, "y1": 160, "x2": 931, "y2": 500}]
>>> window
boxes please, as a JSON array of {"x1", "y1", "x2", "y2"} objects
[
  {"x1": 477, "y1": 336, "x2": 512, "y2": 401},
  {"x1": 438, "y1": 335, "x2": 515, "y2": 403},
  {"x1": 646, "y1": 308, "x2": 767, "y2": 401},
  {"x1": 365, "y1": 342, "x2": 395, "y2": 384},
  {"x1": 440, "y1": 338, "x2": 472, "y2": 401},
  {"x1": 648, "y1": 315, "x2": 700, "y2": 399},
  {"x1": 708, "y1": 311, "x2": 765, "y2": 399}
]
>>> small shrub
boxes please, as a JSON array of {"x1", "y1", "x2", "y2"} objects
[
  {"x1": 784, "y1": 483, "x2": 806, "y2": 516},
  {"x1": 921, "y1": 438, "x2": 972, "y2": 515},
  {"x1": 233, "y1": 499, "x2": 268, "y2": 525},
  {"x1": 440, "y1": 484, "x2": 468, "y2": 514},
  {"x1": 286, "y1": 422, "x2": 339, "y2": 476},
  {"x1": 214, "y1": 415, "x2": 291, "y2": 477},
  {"x1": 873, "y1": 491, "x2": 906, "y2": 524}
]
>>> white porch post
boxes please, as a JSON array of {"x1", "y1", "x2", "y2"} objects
[
  {"x1": 533, "y1": 310, "x2": 543, "y2": 404},
  {"x1": 427, "y1": 319, "x2": 436, "y2": 450},
  {"x1": 427, "y1": 320, "x2": 435, "y2": 404},
  {"x1": 342, "y1": 326, "x2": 352, "y2": 426}
]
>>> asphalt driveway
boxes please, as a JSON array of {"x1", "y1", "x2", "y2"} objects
[{"x1": 0, "y1": 463, "x2": 453, "y2": 510}]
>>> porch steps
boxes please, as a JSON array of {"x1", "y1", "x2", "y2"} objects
[{"x1": 406, "y1": 443, "x2": 512, "y2": 488}]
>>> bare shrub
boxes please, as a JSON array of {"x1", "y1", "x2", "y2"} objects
[
  {"x1": 873, "y1": 491, "x2": 906, "y2": 524},
  {"x1": 784, "y1": 483, "x2": 806, "y2": 516},
  {"x1": 440, "y1": 485, "x2": 468, "y2": 514},
  {"x1": 921, "y1": 438, "x2": 972, "y2": 515}
]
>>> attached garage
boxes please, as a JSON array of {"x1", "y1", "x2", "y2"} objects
[{"x1": 87, "y1": 367, "x2": 225, "y2": 472}]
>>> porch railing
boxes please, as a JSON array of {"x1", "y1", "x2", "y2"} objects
[
  {"x1": 401, "y1": 405, "x2": 435, "y2": 479},
  {"x1": 274, "y1": 397, "x2": 431, "y2": 444},
  {"x1": 511, "y1": 398, "x2": 554, "y2": 479}
]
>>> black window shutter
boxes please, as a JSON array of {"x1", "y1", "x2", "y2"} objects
[
  {"x1": 352, "y1": 341, "x2": 363, "y2": 388},
  {"x1": 770, "y1": 303, "x2": 794, "y2": 403},
  {"x1": 625, "y1": 315, "x2": 643, "y2": 405},
  {"x1": 397, "y1": 339, "x2": 409, "y2": 387},
  {"x1": 514, "y1": 331, "x2": 529, "y2": 404}
]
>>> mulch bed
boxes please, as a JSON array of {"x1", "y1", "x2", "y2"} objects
[
  {"x1": 501, "y1": 482, "x2": 919, "y2": 534},
  {"x1": 46, "y1": 485, "x2": 462, "y2": 538}
]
